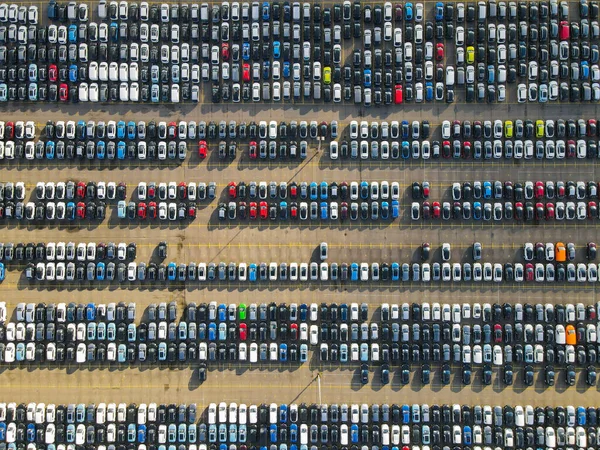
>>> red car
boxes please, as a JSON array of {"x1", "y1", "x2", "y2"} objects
[
  {"x1": 559, "y1": 20, "x2": 570, "y2": 40},
  {"x1": 76, "y1": 202, "x2": 86, "y2": 219},
  {"x1": 242, "y1": 63, "x2": 251, "y2": 82},
  {"x1": 198, "y1": 140, "x2": 207, "y2": 159},
  {"x1": 167, "y1": 121, "x2": 177, "y2": 139},
  {"x1": 221, "y1": 42, "x2": 230, "y2": 60},
  {"x1": 76, "y1": 181, "x2": 86, "y2": 198},
  {"x1": 394, "y1": 84, "x2": 403, "y2": 104},
  {"x1": 248, "y1": 141, "x2": 257, "y2": 159},
  {"x1": 59, "y1": 83, "x2": 69, "y2": 101},
  {"x1": 588, "y1": 201, "x2": 597, "y2": 218},
  {"x1": 494, "y1": 324, "x2": 503, "y2": 343},
  {"x1": 259, "y1": 201, "x2": 268, "y2": 219},
  {"x1": 4, "y1": 121, "x2": 14, "y2": 139},
  {"x1": 525, "y1": 263, "x2": 534, "y2": 281},
  {"x1": 228, "y1": 181, "x2": 237, "y2": 199},
  {"x1": 249, "y1": 202, "x2": 257, "y2": 219},
  {"x1": 432, "y1": 201, "x2": 441, "y2": 219},
  {"x1": 239, "y1": 323, "x2": 247, "y2": 341},
  {"x1": 436, "y1": 43, "x2": 444, "y2": 60},
  {"x1": 148, "y1": 201, "x2": 157, "y2": 219},
  {"x1": 178, "y1": 182, "x2": 187, "y2": 199},
  {"x1": 137, "y1": 202, "x2": 147, "y2": 219},
  {"x1": 534, "y1": 181, "x2": 544, "y2": 199},
  {"x1": 289, "y1": 184, "x2": 297, "y2": 198},
  {"x1": 48, "y1": 64, "x2": 57, "y2": 82},
  {"x1": 188, "y1": 204, "x2": 196, "y2": 219},
  {"x1": 546, "y1": 202, "x2": 555, "y2": 220},
  {"x1": 290, "y1": 203, "x2": 298, "y2": 219},
  {"x1": 290, "y1": 323, "x2": 298, "y2": 339}
]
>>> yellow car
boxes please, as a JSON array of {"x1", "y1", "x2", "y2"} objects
[
  {"x1": 466, "y1": 46, "x2": 475, "y2": 64},
  {"x1": 535, "y1": 119, "x2": 544, "y2": 138},
  {"x1": 504, "y1": 120, "x2": 513, "y2": 138},
  {"x1": 323, "y1": 67, "x2": 331, "y2": 85}
]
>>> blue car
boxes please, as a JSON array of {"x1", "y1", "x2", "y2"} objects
[
  {"x1": 273, "y1": 41, "x2": 280, "y2": 58},
  {"x1": 463, "y1": 426, "x2": 472, "y2": 445},
  {"x1": 118, "y1": 344, "x2": 127, "y2": 362},
  {"x1": 279, "y1": 404, "x2": 287, "y2": 422},
  {"x1": 86, "y1": 303, "x2": 96, "y2": 320},
  {"x1": 350, "y1": 263, "x2": 359, "y2": 281},
  {"x1": 27, "y1": 424, "x2": 36, "y2": 442},
  {"x1": 0, "y1": 262, "x2": 4, "y2": 282},
  {"x1": 269, "y1": 425, "x2": 277, "y2": 443},
  {"x1": 117, "y1": 141, "x2": 126, "y2": 159},
  {"x1": 96, "y1": 262, "x2": 105, "y2": 280},
  {"x1": 218, "y1": 303, "x2": 227, "y2": 321},
  {"x1": 262, "y1": 61, "x2": 270, "y2": 80},
  {"x1": 581, "y1": 61, "x2": 590, "y2": 80},
  {"x1": 289, "y1": 424, "x2": 297, "y2": 442},
  {"x1": 320, "y1": 202, "x2": 328, "y2": 219},
  {"x1": 117, "y1": 121, "x2": 126, "y2": 139},
  {"x1": 0, "y1": 83, "x2": 7, "y2": 102},
  {"x1": 127, "y1": 121, "x2": 136, "y2": 139},
  {"x1": 425, "y1": 82, "x2": 433, "y2": 101},
  {"x1": 283, "y1": 62, "x2": 290, "y2": 78},
  {"x1": 299, "y1": 344, "x2": 308, "y2": 362},
  {"x1": 248, "y1": 263, "x2": 257, "y2": 281},
  {"x1": 97, "y1": 141, "x2": 106, "y2": 159},
  {"x1": 208, "y1": 323, "x2": 216, "y2": 341},
  {"x1": 46, "y1": 141, "x2": 55, "y2": 159},
  {"x1": 320, "y1": 181, "x2": 329, "y2": 199},
  {"x1": 77, "y1": 120, "x2": 86, "y2": 139},
  {"x1": 138, "y1": 425, "x2": 147, "y2": 443},
  {"x1": 473, "y1": 202, "x2": 482, "y2": 220},
  {"x1": 402, "y1": 405, "x2": 410, "y2": 423},
  {"x1": 435, "y1": 2, "x2": 444, "y2": 20},
  {"x1": 401, "y1": 141, "x2": 410, "y2": 158},
  {"x1": 167, "y1": 262, "x2": 177, "y2": 280},
  {"x1": 16, "y1": 343, "x2": 25, "y2": 361},
  {"x1": 69, "y1": 65, "x2": 78, "y2": 82},
  {"x1": 127, "y1": 424, "x2": 136, "y2": 442},
  {"x1": 360, "y1": 181, "x2": 369, "y2": 199},
  {"x1": 262, "y1": 2, "x2": 270, "y2": 20},
  {"x1": 242, "y1": 42, "x2": 250, "y2": 60},
  {"x1": 364, "y1": 69, "x2": 372, "y2": 87},
  {"x1": 391, "y1": 262, "x2": 400, "y2": 280},
  {"x1": 483, "y1": 181, "x2": 492, "y2": 198},
  {"x1": 309, "y1": 182, "x2": 318, "y2": 200},
  {"x1": 0, "y1": 421, "x2": 6, "y2": 441},
  {"x1": 350, "y1": 424, "x2": 359, "y2": 443},
  {"x1": 66, "y1": 202, "x2": 75, "y2": 220},
  {"x1": 391, "y1": 200, "x2": 399, "y2": 218},
  {"x1": 405, "y1": 2, "x2": 413, "y2": 20},
  {"x1": 68, "y1": 24, "x2": 77, "y2": 42},
  {"x1": 110, "y1": 22, "x2": 119, "y2": 41},
  {"x1": 577, "y1": 406, "x2": 586, "y2": 425},
  {"x1": 151, "y1": 85, "x2": 160, "y2": 102}
]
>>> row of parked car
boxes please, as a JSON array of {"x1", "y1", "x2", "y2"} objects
[
  {"x1": 3, "y1": 400, "x2": 600, "y2": 448},
  {"x1": 410, "y1": 198, "x2": 600, "y2": 221},
  {"x1": 445, "y1": 180, "x2": 600, "y2": 202},
  {"x1": 5, "y1": 118, "x2": 592, "y2": 144},
  {"x1": 0, "y1": 242, "x2": 139, "y2": 263},
  {"x1": 20, "y1": 258, "x2": 600, "y2": 284}
]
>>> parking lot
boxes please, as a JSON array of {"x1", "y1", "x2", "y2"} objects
[
  {"x1": 2, "y1": 100, "x2": 600, "y2": 406},
  {"x1": 4, "y1": 1, "x2": 600, "y2": 439}
]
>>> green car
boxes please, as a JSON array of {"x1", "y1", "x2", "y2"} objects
[{"x1": 239, "y1": 303, "x2": 246, "y2": 320}]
